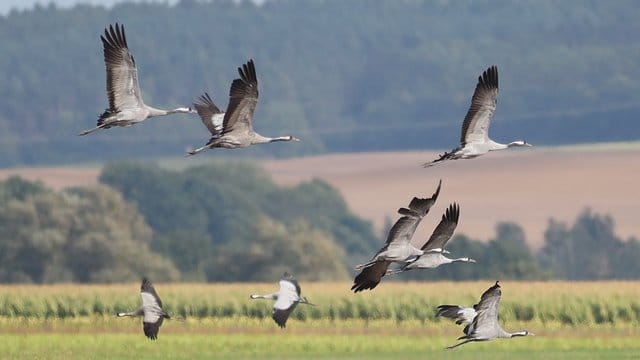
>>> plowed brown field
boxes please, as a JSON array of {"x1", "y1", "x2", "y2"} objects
[{"x1": 2, "y1": 144, "x2": 639, "y2": 248}]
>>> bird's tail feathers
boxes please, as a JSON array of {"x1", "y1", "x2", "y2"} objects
[
  {"x1": 436, "y1": 305, "x2": 463, "y2": 319},
  {"x1": 299, "y1": 297, "x2": 317, "y2": 306},
  {"x1": 423, "y1": 150, "x2": 459, "y2": 168}
]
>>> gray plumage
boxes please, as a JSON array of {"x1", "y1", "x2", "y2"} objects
[
  {"x1": 249, "y1": 272, "x2": 315, "y2": 328},
  {"x1": 424, "y1": 66, "x2": 531, "y2": 166},
  {"x1": 386, "y1": 203, "x2": 475, "y2": 275},
  {"x1": 351, "y1": 181, "x2": 442, "y2": 290},
  {"x1": 117, "y1": 277, "x2": 170, "y2": 340},
  {"x1": 187, "y1": 59, "x2": 299, "y2": 155},
  {"x1": 192, "y1": 92, "x2": 224, "y2": 135},
  {"x1": 442, "y1": 281, "x2": 534, "y2": 349},
  {"x1": 79, "y1": 23, "x2": 193, "y2": 136},
  {"x1": 436, "y1": 305, "x2": 476, "y2": 325}
]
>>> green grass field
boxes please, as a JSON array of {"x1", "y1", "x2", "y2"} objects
[{"x1": 1, "y1": 282, "x2": 639, "y2": 359}]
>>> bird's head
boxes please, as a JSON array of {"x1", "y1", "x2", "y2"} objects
[{"x1": 288, "y1": 135, "x2": 301, "y2": 142}]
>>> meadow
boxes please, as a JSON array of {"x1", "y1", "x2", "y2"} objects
[{"x1": 1, "y1": 281, "x2": 639, "y2": 359}]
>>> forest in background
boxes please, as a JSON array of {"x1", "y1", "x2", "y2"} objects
[
  {"x1": 1, "y1": 162, "x2": 638, "y2": 283},
  {"x1": 0, "y1": 0, "x2": 639, "y2": 166}
]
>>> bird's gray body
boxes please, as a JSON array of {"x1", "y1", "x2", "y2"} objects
[
  {"x1": 117, "y1": 277, "x2": 170, "y2": 340},
  {"x1": 439, "y1": 281, "x2": 534, "y2": 349},
  {"x1": 79, "y1": 24, "x2": 192, "y2": 136},
  {"x1": 351, "y1": 181, "x2": 442, "y2": 291},
  {"x1": 250, "y1": 272, "x2": 314, "y2": 328},
  {"x1": 424, "y1": 66, "x2": 531, "y2": 166},
  {"x1": 387, "y1": 203, "x2": 475, "y2": 275},
  {"x1": 187, "y1": 60, "x2": 299, "y2": 155}
]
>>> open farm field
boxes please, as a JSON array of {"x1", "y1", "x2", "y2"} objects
[
  {"x1": 1, "y1": 144, "x2": 639, "y2": 248},
  {"x1": 0, "y1": 281, "x2": 639, "y2": 359}
]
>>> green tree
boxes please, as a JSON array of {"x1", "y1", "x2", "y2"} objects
[
  {"x1": 0, "y1": 179, "x2": 179, "y2": 283},
  {"x1": 538, "y1": 209, "x2": 636, "y2": 280},
  {"x1": 204, "y1": 217, "x2": 349, "y2": 281},
  {"x1": 100, "y1": 161, "x2": 379, "y2": 280}
]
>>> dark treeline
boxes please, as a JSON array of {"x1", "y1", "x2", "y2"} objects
[
  {"x1": 404, "y1": 211, "x2": 640, "y2": 281},
  {"x1": 0, "y1": 0, "x2": 639, "y2": 166},
  {"x1": 1, "y1": 163, "x2": 638, "y2": 283}
]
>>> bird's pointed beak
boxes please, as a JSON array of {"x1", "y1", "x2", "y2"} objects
[
  {"x1": 469, "y1": 258, "x2": 477, "y2": 263},
  {"x1": 529, "y1": 332, "x2": 536, "y2": 336},
  {"x1": 292, "y1": 136, "x2": 301, "y2": 142}
]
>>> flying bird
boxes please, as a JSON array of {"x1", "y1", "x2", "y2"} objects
[
  {"x1": 79, "y1": 23, "x2": 193, "y2": 136},
  {"x1": 116, "y1": 278, "x2": 171, "y2": 340},
  {"x1": 250, "y1": 272, "x2": 315, "y2": 328},
  {"x1": 187, "y1": 59, "x2": 299, "y2": 155},
  {"x1": 386, "y1": 203, "x2": 475, "y2": 276},
  {"x1": 351, "y1": 180, "x2": 442, "y2": 292},
  {"x1": 423, "y1": 66, "x2": 531, "y2": 166},
  {"x1": 438, "y1": 281, "x2": 535, "y2": 349}
]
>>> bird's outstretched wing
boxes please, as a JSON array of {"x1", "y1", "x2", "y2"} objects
[
  {"x1": 271, "y1": 274, "x2": 301, "y2": 328},
  {"x1": 351, "y1": 260, "x2": 392, "y2": 292},
  {"x1": 462, "y1": 281, "x2": 502, "y2": 340},
  {"x1": 459, "y1": 66, "x2": 499, "y2": 146},
  {"x1": 420, "y1": 203, "x2": 460, "y2": 251},
  {"x1": 140, "y1": 277, "x2": 163, "y2": 308},
  {"x1": 222, "y1": 59, "x2": 259, "y2": 135},
  {"x1": 386, "y1": 180, "x2": 442, "y2": 246},
  {"x1": 101, "y1": 23, "x2": 144, "y2": 114},
  {"x1": 140, "y1": 277, "x2": 166, "y2": 340},
  {"x1": 143, "y1": 317, "x2": 164, "y2": 340},
  {"x1": 193, "y1": 92, "x2": 224, "y2": 136},
  {"x1": 436, "y1": 305, "x2": 476, "y2": 325}
]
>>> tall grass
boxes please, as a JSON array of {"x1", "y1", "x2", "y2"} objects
[{"x1": 1, "y1": 281, "x2": 639, "y2": 326}]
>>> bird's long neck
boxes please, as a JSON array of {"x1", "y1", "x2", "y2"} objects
[
  {"x1": 509, "y1": 330, "x2": 530, "y2": 337},
  {"x1": 250, "y1": 293, "x2": 278, "y2": 300},
  {"x1": 488, "y1": 140, "x2": 509, "y2": 151},
  {"x1": 147, "y1": 106, "x2": 193, "y2": 117},
  {"x1": 117, "y1": 308, "x2": 143, "y2": 317},
  {"x1": 253, "y1": 134, "x2": 296, "y2": 144},
  {"x1": 298, "y1": 296, "x2": 315, "y2": 306}
]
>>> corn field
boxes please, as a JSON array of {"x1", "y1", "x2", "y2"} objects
[{"x1": 1, "y1": 281, "x2": 639, "y2": 326}]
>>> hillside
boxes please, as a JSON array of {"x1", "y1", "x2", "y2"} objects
[
  {"x1": 0, "y1": 1, "x2": 639, "y2": 165},
  {"x1": 2, "y1": 144, "x2": 639, "y2": 248}
]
